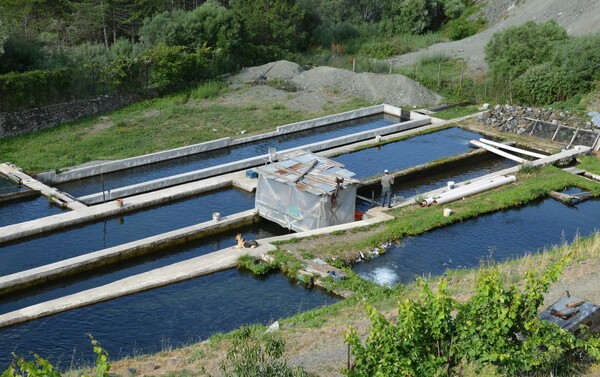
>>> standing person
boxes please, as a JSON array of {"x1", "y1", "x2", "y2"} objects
[{"x1": 380, "y1": 169, "x2": 394, "y2": 208}]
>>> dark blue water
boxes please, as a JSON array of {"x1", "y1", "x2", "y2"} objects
[
  {"x1": 57, "y1": 114, "x2": 399, "y2": 197},
  {"x1": 0, "y1": 188, "x2": 256, "y2": 276},
  {"x1": 354, "y1": 198, "x2": 600, "y2": 286},
  {"x1": 0, "y1": 269, "x2": 339, "y2": 370},
  {"x1": 334, "y1": 127, "x2": 483, "y2": 179},
  {"x1": 0, "y1": 177, "x2": 24, "y2": 195},
  {"x1": 355, "y1": 157, "x2": 517, "y2": 211},
  {"x1": 0, "y1": 220, "x2": 288, "y2": 314},
  {"x1": 0, "y1": 196, "x2": 65, "y2": 228}
]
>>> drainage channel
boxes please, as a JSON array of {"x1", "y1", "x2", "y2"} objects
[
  {"x1": 56, "y1": 113, "x2": 401, "y2": 198},
  {"x1": 355, "y1": 194, "x2": 600, "y2": 286}
]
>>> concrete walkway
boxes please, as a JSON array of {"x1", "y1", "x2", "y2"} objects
[
  {"x1": 0, "y1": 170, "x2": 242, "y2": 244},
  {"x1": 0, "y1": 164, "x2": 87, "y2": 211}
]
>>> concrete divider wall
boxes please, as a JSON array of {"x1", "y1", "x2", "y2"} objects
[
  {"x1": 37, "y1": 104, "x2": 392, "y2": 184},
  {"x1": 79, "y1": 116, "x2": 431, "y2": 204},
  {"x1": 37, "y1": 137, "x2": 233, "y2": 184},
  {"x1": 0, "y1": 210, "x2": 259, "y2": 295},
  {"x1": 0, "y1": 174, "x2": 233, "y2": 244}
]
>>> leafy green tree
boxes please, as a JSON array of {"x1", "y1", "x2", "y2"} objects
[
  {"x1": 549, "y1": 33, "x2": 600, "y2": 94},
  {"x1": 0, "y1": 17, "x2": 7, "y2": 57},
  {"x1": 345, "y1": 260, "x2": 600, "y2": 376},
  {"x1": 441, "y1": 0, "x2": 470, "y2": 19},
  {"x1": 231, "y1": 0, "x2": 305, "y2": 63},
  {"x1": 143, "y1": 43, "x2": 211, "y2": 90},
  {"x1": 485, "y1": 20, "x2": 568, "y2": 82},
  {"x1": 380, "y1": 0, "x2": 442, "y2": 35},
  {"x1": 0, "y1": 35, "x2": 46, "y2": 73},
  {"x1": 513, "y1": 64, "x2": 579, "y2": 106}
]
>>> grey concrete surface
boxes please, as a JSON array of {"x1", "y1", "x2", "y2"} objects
[{"x1": 0, "y1": 164, "x2": 87, "y2": 210}]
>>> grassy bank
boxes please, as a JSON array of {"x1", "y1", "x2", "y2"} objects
[{"x1": 0, "y1": 83, "x2": 370, "y2": 174}]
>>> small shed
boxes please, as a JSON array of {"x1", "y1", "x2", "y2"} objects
[{"x1": 254, "y1": 150, "x2": 359, "y2": 232}]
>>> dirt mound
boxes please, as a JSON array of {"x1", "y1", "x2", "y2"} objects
[
  {"x1": 391, "y1": 0, "x2": 600, "y2": 73},
  {"x1": 230, "y1": 60, "x2": 443, "y2": 108}
]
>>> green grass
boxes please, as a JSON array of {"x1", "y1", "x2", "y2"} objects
[
  {"x1": 433, "y1": 105, "x2": 481, "y2": 120},
  {"x1": 0, "y1": 86, "x2": 370, "y2": 173},
  {"x1": 578, "y1": 155, "x2": 600, "y2": 174}
]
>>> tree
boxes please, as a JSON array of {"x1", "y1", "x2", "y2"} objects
[
  {"x1": 0, "y1": 17, "x2": 7, "y2": 57},
  {"x1": 380, "y1": 0, "x2": 443, "y2": 35},
  {"x1": 231, "y1": 0, "x2": 305, "y2": 63}
]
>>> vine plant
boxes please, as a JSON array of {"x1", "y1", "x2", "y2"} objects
[
  {"x1": 1, "y1": 335, "x2": 110, "y2": 377},
  {"x1": 344, "y1": 257, "x2": 600, "y2": 376}
]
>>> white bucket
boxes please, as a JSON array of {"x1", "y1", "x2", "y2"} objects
[
  {"x1": 443, "y1": 208, "x2": 452, "y2": 217},
  {"x1": 212, "y1": 212, "x2": 220, "y2": 221},
  {"x1": 447, "y1": 181, "x2": 455, "y2": 189}
]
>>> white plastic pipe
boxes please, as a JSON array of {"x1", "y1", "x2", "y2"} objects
[
  {"x1": 431, "y1": 175, "x2": 516, "y2": 205},
  {"x1": 478, "y1": 138, "x2": 547, "y2": 159},
  {"x1": 469, "y1": 140, "x2": 527, "y2": 163}
]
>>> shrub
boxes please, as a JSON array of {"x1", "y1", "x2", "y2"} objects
[
  {"x1": 485, "y1": 20, "x2": 568, "y2": 82},
  {"x1": 513, "y1": 64, "x2": 579, "y2": 106}
]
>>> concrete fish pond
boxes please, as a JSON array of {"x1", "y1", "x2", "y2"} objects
[
  {"x1": 0, "y1": 187, "x2": 257, "y2": 276},
  {"x1": 0, "y1": 268, "x2": 339, "y2": 370},
  {"x1": 354, "y1": 196, "x2": 600, "y2": 287},
  {"x1": 0, "y1": 104, "x2": 595, "y2": 373},
  {"x1": 52, "y1": 107, "x2": 416, "y2": 200}
]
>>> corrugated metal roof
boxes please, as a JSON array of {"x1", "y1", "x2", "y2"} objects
[{"x1": 255, "y1": 150, "x2": 358, "y2": 195}]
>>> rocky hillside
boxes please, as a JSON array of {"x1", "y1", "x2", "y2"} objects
[{"x1": 391, "y1": 0, "x2": 600, "y2": 74}]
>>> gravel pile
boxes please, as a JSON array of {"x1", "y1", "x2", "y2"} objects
[{"x1": 230, "y1": 60, "x2": 443, "y2": 108}]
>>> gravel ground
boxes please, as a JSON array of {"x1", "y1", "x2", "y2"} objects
[
  {"x1": 390, "y1": 0, "x2": 600, "y2": 74},
  {"x1": 228, "y1": 60, "x2": 443, "y2": 108}
]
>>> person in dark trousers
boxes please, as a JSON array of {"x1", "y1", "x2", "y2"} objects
[{"x1": 380, "y1": 169, "x2": 394, "y2": 208}]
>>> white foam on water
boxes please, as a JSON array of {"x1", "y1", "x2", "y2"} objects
[{"x1": 362, "y1": 266, "x2": 399, "y2": 287}]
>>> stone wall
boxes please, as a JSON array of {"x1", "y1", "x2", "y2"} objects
[
  {"x1": 478, "y1": 105, "x2": 599, "y2": 147},
  {"x1": 0, "y1": 92, "x2": 155, "y2": 139}
]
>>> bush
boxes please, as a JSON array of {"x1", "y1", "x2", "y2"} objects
[
  {"x1": 485, "y1": 20, "x2": 568, "y2": 82},
  {"x1": 218, "y1": 325, "x2": 309, "y2": 377},
  {"x1": 513, "y1": 64, "x2": 579, "y2": 106}
]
